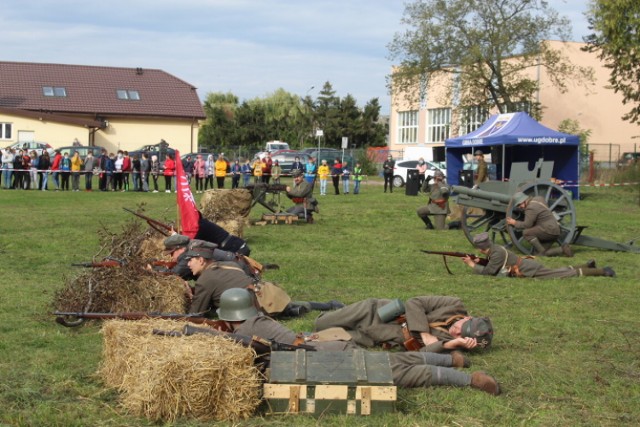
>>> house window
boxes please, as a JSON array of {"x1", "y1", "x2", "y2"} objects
[
  {"x1": 42, "y1": 86, "x2": 67, "y2": 97},
  {"x1": 0, "y1": 123, "x2": 12, "y2": 140},
  {"x1": 426, "y1": 108, "x2": 451, "y2": 143},
  {"x1": 117, "y1": 89, "x2": 140, "y2": 100},
  {"x1": 503, "y1": 101, "x2": 532, "y2": 114},
  {"x1": 397, "y1": 110, "x2": 418, "y2": 144},
  {"x1": 459, "y1": 106, "x2": 489, "y2": 135}
]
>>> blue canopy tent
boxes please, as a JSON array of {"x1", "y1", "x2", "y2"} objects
[{"x1": 445, "y1": 112, "x2": 580, "y2": 198}]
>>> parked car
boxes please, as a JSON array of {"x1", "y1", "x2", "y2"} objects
[
  {"x1": 392, "y1": 159, "x2": 446, "y2": 187},
  {"x1": 129, "y1": 142, "x2": 176, "y2": 164},
  {"x1": 270, "y1": 152, "x2": 311, "y2": 174},
  {"x1": 56, "y1": 145, "x2": 105, "y2": 159},
  {"x1": 181, "y1": 152, "x2": 214, "y2": 161},
  {"x1": 619, "y1": 152, "x2": 640, "y2": 166},
  {"x1": 8, "y1": 141, "x2": 55, "y2": 156},
  {"x1": 303, "y1": 149, "x2": 355, "y2": 169}
]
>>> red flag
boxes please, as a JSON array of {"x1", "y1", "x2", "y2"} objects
[{"x1": 175, "y1": 150, "x2": 200, "y2": 238}]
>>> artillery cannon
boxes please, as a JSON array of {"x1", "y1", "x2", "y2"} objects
[{"x1": 453, "y1": 158, "x2": 640, "y2": 254}]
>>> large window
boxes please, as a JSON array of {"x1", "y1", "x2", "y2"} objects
[
  {"x1": 117, "y1": 89, "x2": 140, "y2": 100},
  {"x1": 426, "y1": 108, "x2": 451, "y2": 143},
  {"x1": 459, "y1": 106, "x2": 489, "y2": 135},
  {"x1": 42, "y1": 86, "x2": 67, "y2": 97},
  {"x1": 0, "y1": 123, "x2": 12, "y2": 140},
  {"x1": 397, "y1": 110, "x2": 418, "y2": 144}
]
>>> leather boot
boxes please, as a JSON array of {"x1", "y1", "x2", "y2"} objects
[
  {"x1": 421, "y1": 216, "x2": 434, "y2": 230},
  {"x1": 561, "y1": 244, "x2": 574, "y2": 257},
  {"x1": 544, "y1": 247, "x2": 564, "y2": 257},
  {"x1": 470, "y1": 371, "x2": 501, "y2": 395},
  {"x1": 528, "y1": 238, "x2": 547, "y2": 255},
  {"x1": 579, "y1": 267, "x2": 616, "y2": 277},
  {"x1": 451, "y1": 351, "x2": 471, "y2": 368}
]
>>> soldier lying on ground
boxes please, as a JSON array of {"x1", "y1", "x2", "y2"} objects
[
  {"x1": 183, "y1": 245, "x2": 343, "y2": 318},
  {"x1": 312, "y1": 296, "x2": 493, "y2": 353},
  {"x1": 463, "y1": 232, "x2": 615, "y2": 278},
  {"x1": 216, "y1": 288, "x2": 500, "y2": 395}
]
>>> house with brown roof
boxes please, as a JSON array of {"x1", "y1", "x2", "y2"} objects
[{"x1": 0, "y1": 61, "x2": 205, "y2": 155}]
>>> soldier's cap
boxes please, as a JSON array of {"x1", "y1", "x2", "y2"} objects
[
  {"x1": 183, "y1": 247, "x2": 215, "y2": 260},
  {"x1": 163, "y1": 234, "x2": 190, "y2": 254},
  {"x1": 473, "y1": 232, "x2": 492, "y2": 250},
  {"x1": 291, "y1": 169, "x2": 303, "y2": 178},
  {"x1": 512, "y1": 192, "x2": 529, "y2": 206},
  {"x1": 461, "y1": 317, "x2": 493, "y2": 349},
  {"x1": 474, "y1": 149, "x2": 484, "y2": 156},
  {"x1": 434, "y1": 170, "x2": 445, "y2": 179},
  {"x1": 187, "y1": 239, "x2": 218, "y2": 251}
]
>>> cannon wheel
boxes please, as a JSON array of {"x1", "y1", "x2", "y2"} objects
[
  {"x1": 460, "y1": 207, "x2": 512, "y2": 248},
  {"x1": 506, "y1": 182, "x2": 577, "y2": 254}
]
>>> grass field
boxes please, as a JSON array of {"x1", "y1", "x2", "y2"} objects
[{"x1": 1, "y1": 179, "x2": 639, "y2": 426}]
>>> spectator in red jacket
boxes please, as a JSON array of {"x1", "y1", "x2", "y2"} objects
[{"x1": 163, "y1": 153, "x2": 176, "y2": 193}]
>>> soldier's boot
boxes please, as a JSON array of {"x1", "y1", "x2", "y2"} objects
[
  {"x1": 544, "y1": 246, "x2": 564, "y2": 257},
  {"x1": 579, "y1": 267, "x2": 616, "y2": 277},
  {"x1": 307, "y1": 301, "x2": 345, "y2": 311},
  {"x1": 561, "y1": 244, "x2": 574, "y2": 257},
  {"x1": 528, "y1": 238, "x2": 547, "y2": 255},
  {"x1": 572, "y1": 259, "x2": 596, "y2": 270},
  {"x1": 470, "y1": 371, "x2": 501, "y2": 395},
  {"x1": 421, "y1": 216, "x2": 434, "y2": 230}
]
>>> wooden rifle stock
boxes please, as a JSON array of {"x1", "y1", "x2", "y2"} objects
[
  {"x1": 123, "y1": 207, "x2": 173, "y2": 236},
  {"x1": 71, "y1": 260, "x2": 123, "y2": 268},
  {"x1": 53, "y1": 311, "x2": 231, "y2": 332},
  {"x1": 421, "y1": 249, "x2": 489, "y2": 275}
]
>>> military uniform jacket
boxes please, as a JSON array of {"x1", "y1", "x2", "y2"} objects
[
  {"x1": 286, "y1": 179, "x2": 314, "y2": 205},
  {"x1": 473, "y1": 243, "x2": 544, "y2": 277},
  {"x1": 313, "y1": 297, "x2": 469, "y2": 353},
  {"x1": 475, "y1": 159, "x2": 488, "y2": 184},
  {"x1": 514, "y1": 196, "x2": 560, "y2": 236},
  {"x1": 235, "y1": 315, "x2": 356, "y2": 351},
  {"x1": 421, "y1": 181, "x2": 451, "y2": 214},
  {"x1": 189, "y1": 262, "x2": 254, "y2": 316}
]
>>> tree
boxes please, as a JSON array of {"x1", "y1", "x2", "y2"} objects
[
  {"x1": 388, "y1": 0, "x2": 593, "y2": 117},
  {"x1": 199, "y1": 92, "x2": 239, "y2": 148},
  {"x1": 584, "y1": 0, "x2": 640, "y2": 124}
]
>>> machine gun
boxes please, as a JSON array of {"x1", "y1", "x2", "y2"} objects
[
  {"x1": 421, "y1": 250, "x2": 488, "y2": 275},
  {"x1": 53, "y1": 311, "x2": 231, "y2": 330},
  {"x1": 123, "y1": 207, "x2": 173, "y2": 236},
  {"x1": 247, "y1": 183, "x2": 289, "y2": 213}
]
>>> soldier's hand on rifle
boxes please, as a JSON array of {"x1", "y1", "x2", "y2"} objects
[
  {"x1": 462, "y1": 255, "x2": 477, "y2": 268},
  {"x1": 506, "y1": 217, "x2": 516, "y2": 226},
  {"x1": 183, "y1": 281, "x2": 193, "y2": 301}
]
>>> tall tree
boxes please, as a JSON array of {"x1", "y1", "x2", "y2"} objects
[
  {"x1": 388, "y1": 0, "x2": 593, "y2": 116},
  {"x1": 315, "y1": 82, "x2": 341, "y2": 147},
  {"x1": 584, "y1": 0, "x2": 640, "y2": 124},
  {"x1": 199, "y1": 92, "x2": 239, "y2": 148}
]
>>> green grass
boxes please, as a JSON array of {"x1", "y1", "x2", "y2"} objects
[{"x1": 1, "y1": 181, "x2": 639, "y2": 426}]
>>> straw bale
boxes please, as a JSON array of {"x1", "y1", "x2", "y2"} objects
[
  {"x1": 200, "y1": 189, "x2": 253, "y2": 222},
  {"x1": 100, "y1": 319, "x2": 262, "y2": 422}
]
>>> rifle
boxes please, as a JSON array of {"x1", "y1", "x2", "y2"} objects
[
  {"x1": 53, "y1": 311, "x2": 231, "y2": 331},
  {"x1": 153, "y1": 324, "x2": 317, "y2": 355},
  {"x1": 71, "y1": 260, "x2": 123, "y2": 268},
  {"x1": 421, "y1": 249, "x2": 488, "y2": 275},
  {"x1": 123, "y1": 207, "x2": 173, "y2": 236}
]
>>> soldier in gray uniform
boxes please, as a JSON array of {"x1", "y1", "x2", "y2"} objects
[
  {"x1": 313, "y1": 296, "x2": 493, "y2": 353},
  {"x1": 285, "y1": 169, "x2": 318, "y2": 223},
  {"x1": 217, "y1": 288, "x2": 501, "y2": 395},
  {"x1": 506, "y1": 192, "x2": 573, "y2": 257},
  {"x1": 473, "y1": 149, "x2": 488, "y2": 187},
  {"x1": 463, "y1": 232, "x2": 615, "y2": 278},
  {"x1": 416, "y1": 170, "x2": 450, "y2": 229}
]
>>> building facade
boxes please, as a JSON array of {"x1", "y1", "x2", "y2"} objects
[
  {"x1": 0, "y1": 61, "x2": 205, "y2": 155},
  {"x1": 389, "y1": 41, "x2": 639, "y2": 163}
]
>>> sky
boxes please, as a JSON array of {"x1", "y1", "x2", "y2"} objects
[{"x1": 1, "y1": 0, "x2": 592, "y2": 115}]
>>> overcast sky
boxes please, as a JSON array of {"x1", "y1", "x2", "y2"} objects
[{"x1": 1, "y1": 0, "x2": 591, "y2": 114}]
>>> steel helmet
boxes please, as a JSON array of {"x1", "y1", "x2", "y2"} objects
[
  {"x1": 512, "y1": 192, "x2": 529, "y2": 206},
  {"x1": 461, "y1": 317, "x2": 493, "y2": 349},
  {"x1": 216, "y1": 288, "x2": 259, "y2": 321}
]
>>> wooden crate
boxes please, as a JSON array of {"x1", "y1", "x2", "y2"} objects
[
  {"x1": 261, "y1": 213, "x2": 299, "y2": 224},
  {"x1": 263, "y1": 350, "x2": 396, "y2": 416}
]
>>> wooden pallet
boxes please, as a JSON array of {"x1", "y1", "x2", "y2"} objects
[{"x1": 260, "y1": 213, "x2": 300, "y2": 225}]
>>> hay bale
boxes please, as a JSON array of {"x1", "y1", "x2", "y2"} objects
[
  {"x1": 100, "y1": 319, "x2": 262, "y2": 422},
  {"x1": 200, "y1": 189, "x2": 253, "y2": 223}
]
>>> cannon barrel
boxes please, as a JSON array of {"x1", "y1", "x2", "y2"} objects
[{"x1": 452, "y1": 185, "x2": 513, "y2": 204}]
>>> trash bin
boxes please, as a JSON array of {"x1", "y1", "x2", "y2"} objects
[
  {"x1": 405, "y1": 168, "x2": 420, "y2": 196},
  {"x1": 459, "y1": 170, "x2": 474, "y2": 188}
]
